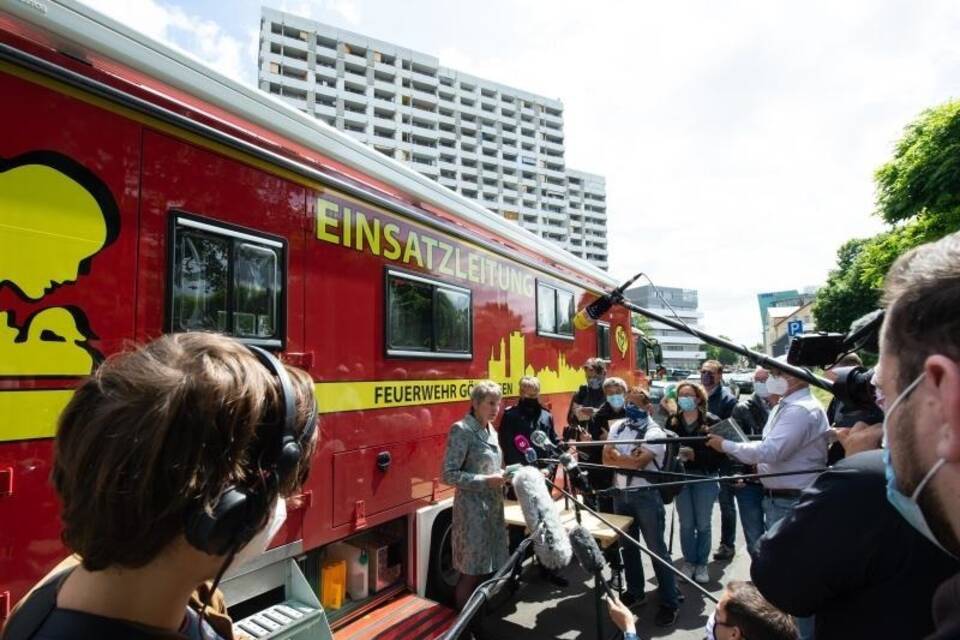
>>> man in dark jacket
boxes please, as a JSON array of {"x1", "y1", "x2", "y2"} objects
[
  {"x1": 729, "y1": 366, "x2": 771, "y2": 559},
  {"x1": 497, "y1": 375, "x2": 568, "y2": 587},
  {"x1": 871, "y1": 233, "x2": 960, "y2": 639},
  {"x1": 566, "y1": 357, "x2": 608, "y2": 442},
  {"x1": 499, "y1": 375, "x2": 562, "y2": 467},
  {"x1": 701, "y1": 359, "x2": 739, "y2": 561},
  {"x1": 751, "y1": 450, "x2": 957, "y2": 639}
]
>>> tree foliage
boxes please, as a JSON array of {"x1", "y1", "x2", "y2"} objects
[
  {"x1": 705, "y1": 335, "x2": 739, "y2": 366},
  {"x1": 813, "y1": 100, "x2": 960, "y2": 332}
]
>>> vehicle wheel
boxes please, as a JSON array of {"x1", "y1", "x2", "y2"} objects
[{"x1": 425, "y1": 509, "x2": 457, "y2": 606}]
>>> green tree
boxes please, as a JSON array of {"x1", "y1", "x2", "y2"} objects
[
  {"x1": 814, "y1": 100, "x2": 960, "y2": 330},
  {"x1": 812, "y1": 238, "x2": 881, "y2": 333},
  {"x1": 705, "y1": 335, "x2": 739, "y2": 366},
  {"x1": 630, "y1": 312, "x2": 652, "y2": 335}
]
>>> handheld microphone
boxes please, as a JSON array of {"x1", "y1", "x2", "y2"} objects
[
  {"x1": 514, "y1": 434, "x2": 532, "y2": 454},
  {"x1": 573, "y1": 273, "x2": 643, "y2": 330},
  {"x1": 529, "y1": 429, "x2": 560, "y2": 455},
  {"x1": 569, "y1": 524, "x2": 614, "y2": 598},
  {"x1": 511, "y1": 466, "x2": 572, "y2": 570},
  {"x1": 559, "y1": 452, "x2": 594, "y2": 494},
  {"x1": 524, "y1": 448, "x2": 538, "y2": 464}
]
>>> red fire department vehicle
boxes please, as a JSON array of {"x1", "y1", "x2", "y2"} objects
[{"x1": 0, "y1": 1, "x2": 658, "y2": 635}]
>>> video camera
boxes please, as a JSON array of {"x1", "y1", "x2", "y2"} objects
[{"x1": 787, "y1": 310, "x2": 885, "y2": 427}]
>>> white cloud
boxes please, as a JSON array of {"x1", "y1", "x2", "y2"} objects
[
  {"x1": 81, "y1": 0, "x2": 255, "y2": 85},
  {"x1": 90, "y1": 0, "x2": 960, "y2": 346}
]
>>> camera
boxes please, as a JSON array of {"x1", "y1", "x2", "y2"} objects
[{"x1": 787, "y1": 310, "x2": 886, "y2": 427}]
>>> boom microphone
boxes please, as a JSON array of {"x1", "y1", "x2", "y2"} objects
[
  {"x1": 573, "y1": 273, "x2": 643, "y2": 330},
  {"x1": 511, "y1": 466, "x2": 572, "y2": 570},
  {"x1": 529, "y1": 429, "x2": 560, "y2": 455},
  {"x1": 569, "y1": 525, "x2": 614, "y2": 598}
]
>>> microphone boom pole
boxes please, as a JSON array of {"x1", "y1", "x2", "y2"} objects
[{"x1": 580, "y1": 275, "x2": 834, "y2": 392}]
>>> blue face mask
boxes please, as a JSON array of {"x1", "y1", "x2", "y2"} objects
[
  {"x1": 882, "y1": 372, "x2": 953, "y2": 556},
  {"x1": 678, "y1": 396, "x2": 697, "y2": 412},
  {"x1": 587, "y1": 376, "x2": 603, "y2": 390},
  {"x1": 606, "y1": 394, "x2": 625, "y2": 410},
  {"x1": 624, "y1": 403, "x2": 647, "y2": 422}
]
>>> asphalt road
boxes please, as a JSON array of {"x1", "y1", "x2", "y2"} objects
[{"x1": 481, "y1": 499, "x2": 751, "y2": 640}]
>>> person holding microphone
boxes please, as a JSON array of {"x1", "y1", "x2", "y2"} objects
[{"x1": 442, "y1": 380, "x2": 510, "y2": 611}]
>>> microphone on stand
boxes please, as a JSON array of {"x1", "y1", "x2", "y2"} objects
[
  {"x1": 573, "y1": 273, "x2": 643, "y2": 330},
  {"x1": 531, "y1": 430, "x2": 593, "y2": 495},
  {"x1": 511, "y1": 466, "x2": 572, "y2": 571},
  {"x1": 569, "y1": 524, "x2": 614, "y2": 598}
]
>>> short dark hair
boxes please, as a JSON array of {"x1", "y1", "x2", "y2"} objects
[
  {"x1": 701, "y1": 359, "x2": 723, "y2": 374},
  {"x1": 882, "y1": 231, "x2": 960, "y2": 389},
  {"x1": 724, "y1": 581, "x2": 797, "y2": 640},
  {"x1": 53, "y1": 332, "x2": 317, "y2": 571}
]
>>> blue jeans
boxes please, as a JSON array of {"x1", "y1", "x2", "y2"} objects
[
  {"x1": 718, "y1": 481, "x2": 737, "y2": 547},
  {"x1": 614, "y1": 488, "x2": 680, "y2": 609},
  {"x1": 733, "y1": 483, "x2": 764, "y2": 560},
  {"x1": 762, "y1": 495, "x2": 798, "y2": 531},
  {"x1": 762, "y1": 495, "x2": 815, "y2": 639},
  {"x1": 675, "y1": 479, "x2": 720, "y2": 566}
]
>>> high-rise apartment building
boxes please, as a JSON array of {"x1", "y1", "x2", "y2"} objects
[
  {"x1": 257, "y1": 7, "x2": 608, "y2": 269},
  {"x1": 624, "y1": 285, "x2": 706, "y2": 371}
]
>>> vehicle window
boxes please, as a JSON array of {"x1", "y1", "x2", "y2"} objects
[
  {"x1": 171, "y1": 216, "x2": 285, "y2": 347},
  {"x1": 635, "y1": 335, "x2": 647, "y2": 371},
  {"x1": 386, "y1": 270, "x2": 472, "y2": 358},
  {"x1": 537, "y1": 281, "x2": 574, "y2": 339},
  {"x1": 597, "y1": 322, "x2": 611, "y2": 359}
]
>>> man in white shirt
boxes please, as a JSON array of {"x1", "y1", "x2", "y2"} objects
[
  {"x1": 603, "y1": 387, "x2": 681, "y2": 627},
  {"x1": 706, "y1": 359, "x2": 831, "y2": 531}
]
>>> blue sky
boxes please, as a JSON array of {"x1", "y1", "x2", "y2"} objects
[{"x1": 82, "y1": 0, "x2": 960, "y2": 345}]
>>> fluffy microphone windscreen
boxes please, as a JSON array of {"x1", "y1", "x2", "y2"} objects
[
  {"x1": 569, "y1": 524, "x2": 613, "y2": 597},
  {"x1": 511, "y1": 466, "x2": 572, "y2": 570}
]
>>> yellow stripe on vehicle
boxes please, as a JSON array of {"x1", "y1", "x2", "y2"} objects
[{"x1": 0, "y1": 389, "x2": 75, "y2": 442}]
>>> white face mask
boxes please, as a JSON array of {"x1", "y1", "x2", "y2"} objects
[
  {"x1": 754, "y1": 381, "x2": 770, "y2": 398},
  {"x1": 766, "y1": 375, "x2": 789, "y2": 396},
  {"x1": 232, "y1": 498, "x2": 287, "y2": 568}
]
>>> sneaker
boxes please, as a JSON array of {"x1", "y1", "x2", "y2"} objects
[
  {"x1": 713, "y1": 544, "x2": 735, "y2": 561},
  {"x1": 694, "y1": 565, "x2": 710, "y2": 584},
  {"x1": 654, "y1": 605, "x2": 679, "y2": 627},
  {"x1": 620, "y1": 591, "x2": 647, "y2": 608},
  {"x1": 679, "y1": 561, "x2": 695, "y2": 580}
]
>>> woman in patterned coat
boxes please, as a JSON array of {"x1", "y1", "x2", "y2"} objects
[{"x1": 442, "y1": 379, "x2": 509, "y2": 609}]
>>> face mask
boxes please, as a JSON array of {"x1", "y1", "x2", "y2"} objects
[
  {"x1": 587, "y1": 376, "x2": 603, "y2": 390},
  {"x1": 701, "y1": 372, "x2": 716, "y2": 387},
  {"x1": 232, "y1": 497, "x2": 287, "y2": 568},
  {"x1": 881, "y1": 372, "x2": 954, "y2": 556},
  {"x1": 766, "y1": 375, "x2": 789, "y2": 396},
  {"x1": 606, "y1": 394, "x2": 625, "y2": 410},
  {"x1": 754, "y1": 381, "x2": 769, "y2": 398},
  {"x1": 678, "y1": 396, "x2": 697, "y2": 412},
  {"x1": 705, "y1": 611, "x2": 717, "y2": 640},
  {"x1": 624, "y1": 403, "x2": 647, "y2": 422},
  {"x1": 519, "y1": 397, "x2": 541, "y2": 414}
]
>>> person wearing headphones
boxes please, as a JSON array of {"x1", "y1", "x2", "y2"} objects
[{"x1": 1, "y1": 332, "x2": 318, "y2": 640}]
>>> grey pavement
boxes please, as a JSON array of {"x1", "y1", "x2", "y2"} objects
[{"x1": 482, "y1": 499, "x2": 751, "y2": 639}]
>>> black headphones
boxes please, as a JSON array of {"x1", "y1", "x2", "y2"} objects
[{"x1": 184, "y1": 346, "x2": 317, "y2": 556}]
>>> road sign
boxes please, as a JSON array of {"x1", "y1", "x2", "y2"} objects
[{"x1": 787, "y1": 320, "x2": 804, "y2": 337}]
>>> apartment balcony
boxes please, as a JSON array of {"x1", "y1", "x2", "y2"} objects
[
  {"x1": 412, "y1": 88, "x2": 439, "y2": 105},
  {"x1": 314, "y1": 103, "x2": 337, "y2": 119},
  {"x1": 458, "y1": 149, "x2": 478, "y2": 162},
  {"x1": 411, "y1": 142, "x2": 440, "y2": 158},
  {"x1": 411, "y1": 122, "x2": 437, "y2": 137},
  {"x1": 439, "y1": 176, "x2": 458, "y2": 189},
  {"x1": 374, "y1": 78, "x2": 397, "y2": 93},
  {"x1": 411, "y1": 68, "x2": 439, "y2": 86},
  {"x1": 343, "y1": 68, "x2": 368, "y2": 86},
  {"x1": 281, "y1": 94, "x2": 308, "y2": 110},
  {"x1": 344, "y1": 51, "x2": 368, "y2": 66},
  {"x1": 542, "y1": 139, "x2": 565, "y2": 154},
  {"x1": 372, "y1": 131, "x2": 397, "y2": 146},
  {"x1": 437, "y1": 128, "x2": 457, "y2": 142},
  {"x1": 342, "y1": 109, "x2": 368, "y2": 127},
  {"x1": 274, "y1": 34, "x2": 310, "y2": 54},
  {"x1": 374, "y1": 60, "x2": 397, "y2": 74}
]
